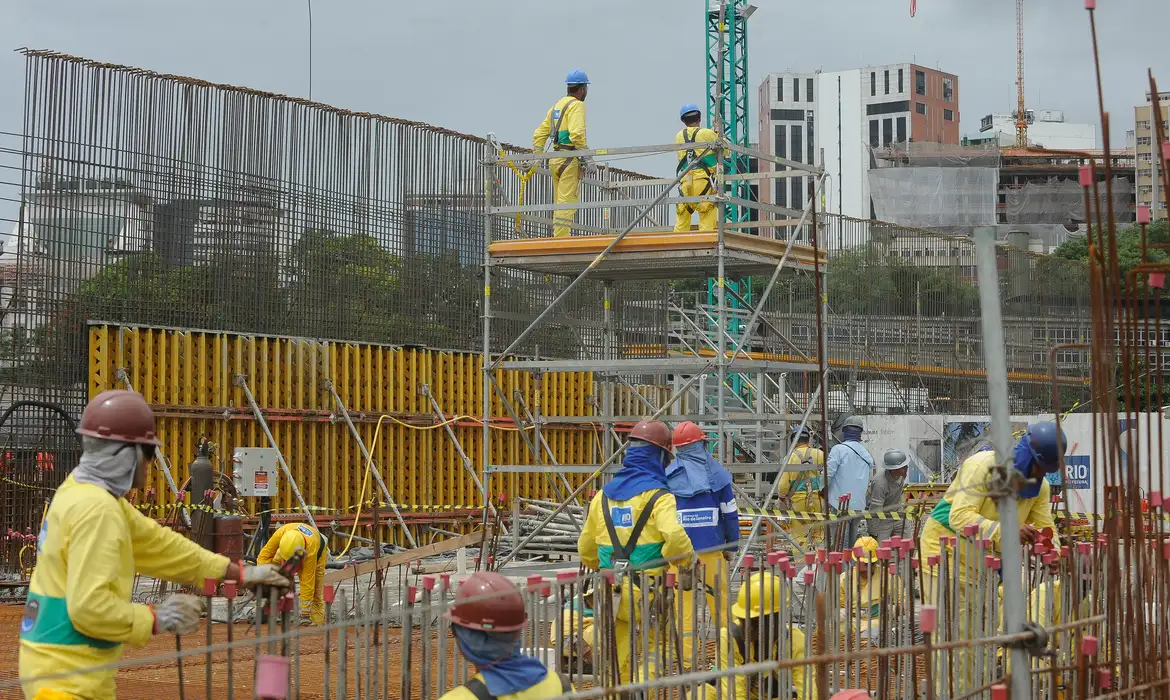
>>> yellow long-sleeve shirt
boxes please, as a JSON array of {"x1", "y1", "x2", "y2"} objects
[
  {"x1": 706, "y1": 624, "x2": 815, "y2": 700},
  {"x1": 258, "y1": 522, "x2": 328, "y2": 623},
  {"x1": 20, "y1": 475, "x2": 230, "y2": 700},
  {"x1": 439, "y1": 669, "x2": 569, "y2": 700},
  {"x1": 577, "y1": 488, "x2": 693, "y2": 576},
  {"x1": 776, "y1": 445, "x2": 825, "y2": 511},
  {"x1": 920, "y1": 451, "x2": 1059, "y2": 582},
  {"x1": 532, "y1": 96, "x2": 587, "y2": 152}
]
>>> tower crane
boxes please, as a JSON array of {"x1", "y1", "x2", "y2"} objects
[{"x1": 1015, "y1": 0, "x2": 1028, "y2": 147}]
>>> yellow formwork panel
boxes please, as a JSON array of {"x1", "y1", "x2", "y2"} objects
[{"x1": 89, "y1": 325, "x2": 599, "y2": 544}]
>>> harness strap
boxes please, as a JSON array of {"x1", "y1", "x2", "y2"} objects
[
  {"x1": 601, "y1": 489, "x2": 668, "y2": 564},
  {"x1": 464, "y1": 678, "x2": 495, "y2": 700}
]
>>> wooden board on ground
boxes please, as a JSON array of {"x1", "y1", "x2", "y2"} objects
[{"x1": 324, "y1": 529, "x2": 490, "y2": 585}]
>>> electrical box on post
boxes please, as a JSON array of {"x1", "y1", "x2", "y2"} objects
[{"x1": 232, "y1": 448, "x2": 279, "y2": 497}]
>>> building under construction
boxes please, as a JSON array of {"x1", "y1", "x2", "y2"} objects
[{"x1": 1, "y1": 4, "x2": 1168, "y2": 697}]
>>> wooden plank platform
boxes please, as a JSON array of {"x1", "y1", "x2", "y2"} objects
[{"x1": 487, "y1": 230, "x2": 825, "y2": 280}]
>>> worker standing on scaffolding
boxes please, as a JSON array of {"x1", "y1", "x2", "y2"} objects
[
  {"x1": 775, "y1": 425, "x2": 825, "y2": 548},
  {"x1": 578, "y1": 419, "x2": 694, "y2": 685},
  {"x1": 707, "y1": 571, "x2": 815, "y2": 700},
  {"x1": 826, "y1": 416, "x2": 874, "y2": 547},
  {"x1": 19, "y1": 390, "x2": 290, "y2": 700},
  {"x1": 919, "y1": 421, "x2": 1064, "y2": 693},
  {"x1": 674, "y1": 104, "x2": 718, "y2": 232},
  {"x1": 440, "y1": 571, "x2": 572, "y2": 700},
  {"x1": 532, "y1": 70, "x2": 591, "y2": 238},
  {"x1": 257, "y1": 521, "x2": 329, "y2": 625},
  {"x1": 665, "y1": 420, "x2": 739, "y2": 666},
  {"x1": 866, "y1": 449, "x2": 909, "y2": 542}
]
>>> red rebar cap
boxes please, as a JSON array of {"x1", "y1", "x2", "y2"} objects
[
  {"x1": 991, "y1": 684, "x2": 1008, "y2": 700},
  {"x1": 842, "y1": 549, "x2": 853, "y2": 563},
  {"x1": 887, "y1": 563, "x2": 896, "y2": 576},
  {"x1": 1138, "y1": 206, "x2": 1152, "y2": 225},
  {"x1": 422, "y1": 575, "x2": 436, "y2": 591},
  {"x1": 803, "y1": 570, "x2": 815, "y2": 585},
  {"x1": 1150, "y1": 490, "x2": 1163, "y2": 508},
  {"x1": 557, "y1": 571, "x2": 576, "y2": 583},
  {"x1": 767, "y1": 551, "x2": 783, "y2": 566},
  {"x1": 441, "y1": 574, "x2": 451, "y2": 590},
  {"x1": 949, "y1": 536, "x2": 959, "y2": 547},
  {"x1": 920, "y1": 605, "x2": 938, "y2": 633},
  {"x1": 963, "y1": 525, "x2": 978, "y2": 537},
  {"x1": 323, "y1": 585, "x2": 335, "y2": 604},
  {"x1": 203, "y1": 578, "x2": 218, "y2": 596},
  {"x1": 224, "y1": 581, "x2": 238, "y2": 599},
  {"x1": 1033, "y1": 543, "x2": 1048, "y2": 557},
  {"x1": 1082, "y1": 635, "x2": 1099, "y2": 656},
  {"x1": 1162, "y1": 541, "x2": 1170, "y2": 560},
  {"x1": 829, "y1": 551, "x2": 843, "y2": 565},
  {"x1": 984, "y1": 554, "x2": 996, "y2": 568},
  {"x1": 805, "y1": 551, "x2": 817, "y2": 566},
  {"x1": 817, "y1": 549, "x2": 828, "y2": 563},
  {"x1": 991, "y1": 557, "x2": 1001, "y2": 571},
  {"x1": 408, "y1": 586, "x2": 418, "y2": 604},
  {"x1": 743, "y1": 554, "x2": 756, "y2": 570},
  {"x1": 278, "y1": 594, "x2": 295, "y2": 613},
  {"x1": 1163, "y1": 141, "x2": 1170, "y2": 161},
  {"x1": 1061, "y1": 546, "x2": 1071, "y2": 559},
  {"x1": 1043, "y1": 552, "x2": 1058, "y2": 566},
  {"x1": 1098, "y1": 668, "x2": 1112, "y2": 689},
  {"x1": 1077, "y1": 542, "x2": 1091, "y2": 555},
  {"x1": 911, "y1": 557, "x2": 919, "y2": 570},
  {"x1": 900, "y1": 540, "x2": 914, "y2": 555},
  {"x1": 939, "y1": 535, "x2": 949, "y2": 549},
  {"x1": 877, "y1": 547, "x2": 892, "y2": 561},
  {"x1": 927, "y1": 554, "x2": 940, "y2": 567},
  {"x1": 526, "y1": 574, "x2": 543, "y2": 592},
  {"x1": 665, "y1": 572, "x2": 677, "y2": 588},
  {"x1": 1078, "y1": 165, "x2": 1093, "y2": 186},
  {"x1": 887, "y1": 536, "x2": 901, "y2": 548}
]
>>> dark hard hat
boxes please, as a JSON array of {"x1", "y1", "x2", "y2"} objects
[
  {"x1": 77, "y1": 390, "x2": 163, "y2": 446},
  {"x1": 629, "y1": 419, "x2": 673, "y2": 451},
  {"x1": 840, "y1": 415, "x2": 865, "y2": 430},
  {"x1": 443, "y1": 571, "x2": 527, "y2": 631}
]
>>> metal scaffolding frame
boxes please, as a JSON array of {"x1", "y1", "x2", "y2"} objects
[{"x1": 480, "y1": 133, "x2": 832, "y2": 562}]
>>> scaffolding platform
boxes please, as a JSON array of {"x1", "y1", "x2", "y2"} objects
[{"x1": 487, "y1": 230, "x2": 824, "y2": 280}]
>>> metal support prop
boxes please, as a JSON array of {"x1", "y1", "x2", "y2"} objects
[
  {"x1": 974, "y1": 226, "x2": 1032, "y2": 700},
  {"x1": 324, "y1": 379, "x2": 416, "y2": 549},
  {"x1": 116, "y1": 368, "x2": 191, "y2": 528},
  {"x1": 234, "y1": 373, "x2": 318, "y2": 530},
  {"x1": 421, "y1": 384, "x2": 502, "y2": 526}
]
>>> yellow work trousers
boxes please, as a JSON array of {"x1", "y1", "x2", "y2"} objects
[
  {"x1": 787, "y1": 491, "x2": 824, "y2": 549},
  {"x1": 551, "y1": 157, "x2": 581, "y2": 238},
  {"x1": 923, "y1": 573, "x2": 974, "y2": 696},
  {"x1": 674, "y1": 173, "x2": 716, "y2": 232},
  {"x1": 676, "y1": 552, "x2": 728, "y2": 668},
  {"x1": 598, "y1": 582, "x2": 663, "y2": 684}
]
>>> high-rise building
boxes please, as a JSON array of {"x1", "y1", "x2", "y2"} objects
[
  {"x1": 757, "y1": 63, "x2": 959, "y2": 227},
  {"x1": 1135, "y1": 91, "x2": 1170, "y2": 219}
]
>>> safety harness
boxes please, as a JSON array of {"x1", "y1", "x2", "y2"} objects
[
  {"x1": 463, "y1": 673, "x2": 573, "y2": 700},
  {"x1": 677, "y1": 127, "x2": 714, "y2": 202},
  {"x1": 600, "y1": 489, "x2": 667, "y2": 580},
  {"x1": 546, "y1": 100, "x2": 581, "y2": 177}
]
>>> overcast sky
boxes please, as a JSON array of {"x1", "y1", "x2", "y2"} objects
[{"x1": 1, "y1": 0, "x2": 1168, "y2": 220}]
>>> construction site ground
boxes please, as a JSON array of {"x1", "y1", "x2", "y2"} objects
[{"x1": 0, "y1": 604, "x2": 457, "y2": 700}]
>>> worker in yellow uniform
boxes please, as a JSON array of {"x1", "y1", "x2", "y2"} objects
[
  {"x1": 706, "y1": 571, "x2": 815, "y2": 700},
  {"x1": 674, "y1": 104, "x2": 719, "y2": 232},
  {"x1": 578, "y1": 419, "x2": 694, "y2": 684},
  {"x1": 919, "y1": 421, "x2": 1064, "y2": 695},
  {"x1": 551, "y1": 583, "x2": 595, "y2": 674},
  {"x1": 258, "y1": 521, "x2": 329, "y2": 625},
  {"x1": 532, "y1": 69, "x2": 590, "y2": 238},
  {"x1": 775, "y1": 425, "x2": 825, "y2": 548},
  {"x1": 440, "y1": 571, "x2": 571, "y2": 700},
  {"x1": 841, "y1": 536, "x2": 905, "y2": 641},
  {"x1": 19, "y1": 390, "x2": 290, "y2": 700}
]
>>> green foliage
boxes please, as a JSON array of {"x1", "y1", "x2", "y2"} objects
[{"x1": 1053, "y1": 220, "x2": 1170, "y2": 294}]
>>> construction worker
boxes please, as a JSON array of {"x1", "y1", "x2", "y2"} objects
[
  {"x1": 674, "y1": 104, "x2": 718, "y2": 232},
  {"x1": 19, "y1": 390, "x2": 290, "y2": 700},
  {"x1": 866, "y1": 449, "x2": 909, "y2": 542},
  {"x1": 440, "y1": 571, "x2": 571, "y2": 700},
  {"x1": 706, "y1": 571, "x2": 815, "y2": 700},
  {"x1": 919, "y1": 421, "x2": 1064, "y2": 694},
  {"x1": 577, "y1": 419, "x2": 694, "y2": 684},
  {"x1": 665, "y1": 420, "x2": 739, "y2": 665},
  {"x1": 532, "y1": 69, "x2": 590, "y2": 238},
  {"x1": 257, "y1": 521, "x2": 329, "y2": 625},
  {"x1": 840, "y1": 536, "x2": 905, "y2": 642},
  {"x1": 775, "y1": 425, "x2": 825, "y2": 548},
  {"x1": 551, "y1": 581, "x2": 595, "y2": 674},
  {"x1": 826, "y1": 416, "x2": 874, "y2": 547}
]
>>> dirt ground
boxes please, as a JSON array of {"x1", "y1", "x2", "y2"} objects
[{"x1": 0, "y1": 603, "x2": 463, "y2": 699}]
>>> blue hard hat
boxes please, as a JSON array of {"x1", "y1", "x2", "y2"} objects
[
  {"x1": 565, "y1": 69, "x2": 590, "y2": 86},
  {"x1": 680, "y1": 104, "x2": 702, "y2": 120},
  {"x1": 1025, "y1": 421, "x2": 1068, "y2": 473},
  {"x1": 791, "y1": 424, "x2": 812, "y2": 440}
]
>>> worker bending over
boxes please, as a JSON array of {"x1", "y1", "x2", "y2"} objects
[
  {"x1": 532, "y1": 70, "x2": 590, "y2": 238},
  {"x1": 551, "y1": 580, "x2": 595, "y2": 674},
  {"x1": 919, "y1": 421, "x2": 1064, "y2": 694},
  {"x1": 674, "y1": 105, "x2": 718, "y2": 232},
  {"x1": 666, "y1": 421, "x2": 739, "y2": 665},
  {"x1": 840, "y1": 536, "x2": 905, "y2": 642},
  {"x1": 19, "y1": 390, "x2": 289, "y2": 700},
  {"x1": 826, "y1": 416, "x2": 873, "y2": 546},
  {"x1": 440, "y1": 571, "x2": 571, "y2": 700},
  {"x1": 577, "y1": 419, "x2": 694, "y2": 684},
  {"x1": 866, "y1": 449, "x2": 909, "y2": 542},
  {"x1": 258, "y1": 522, "x2": 329, "y2": 625},
  {"x1": 775, "y1": 425, "x2": 825, "y2": 548},
  {"x1": 706, "y1": 572, "x2": 815, "y2": 700}
]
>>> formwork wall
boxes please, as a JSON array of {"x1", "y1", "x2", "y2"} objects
[{"x1": 88, "y1": 324, "x2": 599, "y2": 542}]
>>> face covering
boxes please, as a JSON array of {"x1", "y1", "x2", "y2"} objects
[
  {"x1": 452, "y1": 625, "x2": 548, "y2": 695},
  {"x1": 842, "y1": 426, "x2": 863, "y2": 442},
  {"x1": 73, "y1": 436, "x2": 142, "y2": 497},
  {"x1": 1012, "y1": 435, "x2": 1043, "y2": 499}
]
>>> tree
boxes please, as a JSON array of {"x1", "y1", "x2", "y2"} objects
[{"x1": 1053, "y1": 220, "x2": 1170, "y2": 295}]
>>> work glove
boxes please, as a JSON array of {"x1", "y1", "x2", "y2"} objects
[
  {"x1": 241, "y1": 564, "x2": 292, "y2": 590},
  {"x1": 153, "y1": 594, "x2": 203, "y2": 636},
  {"x1": 581, "y1": 156, "x2": 599, "y2": 176},
  {"x1": 722, "y1": 550, "x2": 735, "y2": 563},
  {"x1": 677, "y1": 566, "x2": 695, "y2": 591}
]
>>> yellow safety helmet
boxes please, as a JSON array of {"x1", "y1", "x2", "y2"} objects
[
  {"x1": 731, "y1": 572, "x2": 786, "y2": 620},
  {"x1": 854, "y1": 536, "x2": 879, "y2": 559},
  {"x1": 277, "y1": 529, "x2": 308, "y2": 565}
]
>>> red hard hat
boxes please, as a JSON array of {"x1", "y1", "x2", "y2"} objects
[
  {"x1": 672, "y1": 421, "x2": 706, "y2": 447},
  {"x1": 77, "y1": 390, "x2": 163, "y2": 446},
  {"x1": 442, "y1": 571, "x2": 527, "y2": 631},
  {"x1": 629, "y1": 419, "x2": 673, "y2": 451}
]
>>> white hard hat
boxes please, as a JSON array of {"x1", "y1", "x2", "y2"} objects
[{"x1": 883, "y1": 449, "x2": 910, "y2": 470}]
